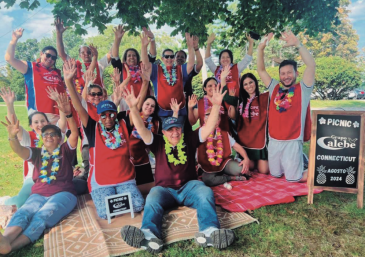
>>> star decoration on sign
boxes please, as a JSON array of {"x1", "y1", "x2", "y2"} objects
[
  {"x1": 353, "y1": 121, "x2": 359, "y2": 128},
  {"x1": 319, "y1": 117, "x2": 326, "y2": 125}
]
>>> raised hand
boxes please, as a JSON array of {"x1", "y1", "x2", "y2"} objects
[
  {"x1": 0, "y1": 88, "x2": 15, "y2": 104},
  {"x1": 45, "y1": 86, "x2": 59, "y2": 101},
  {"x1": 84, "y1": 67, "x2": 97, "y2": 86},
  {"x1": 55, "y1": 93, "x2": 72, "y2": 115},
  {"x1": 246, "y1": 33, "x2": 254, "y2": 44},
  {"x1": 89, "y1": 44, "x2": 98, "y2": 59},
  {"x1": 193, "y1": 35, "x2": 199, "y2": 49},
  {"x1": 12, "y1": 28, "x2": 24, "y2": 41},
  {"x1": 55, "y1": 18, "x2": 69, "y2": 34},
  {"x1": 113, "y1": 24, "x2": 126, "y2": 40},
  {"x1": 142, "y1": 27, "x2": 154, "y2": 39},
  {"x1": 63, "y1": 58, "x2": 77, "y2": 80},
  {"x1": 207, "y1": 33, "x2": 215, "y2": 45},
  {"x1": 258, "y1": 32, "x2": 273, "y2": 50},
  {"x1": 188, "y1": 94, "x2": 198, "y2": 109},
  {"x1": 111, "y1": 67, "x2": 121, "y2": 85},
  {"x1": 280, "y1": 30, "x2": 300, "y2": 47},
  {"x1": 221, "y1": 65, "x2": 231, "y2": 80},
  {"x1": 211, "y1": 83, "x2": 227, "y2": 106},
  {"x1": 1, "y1": 115, "x2": 20, "y2": 138},
  {"x1": 140, "y1": 32, "x2": 151, "y2": 47},
  {"x1": 112, "y1": 84, "x2": 123, "y2": 103},
  {"x1": 122, "y1": 87, "x2": 140, "y2": 109},
  {"x1": 185, "y1": 32, "x2": 194, "y2": 48},
  {"x1": 140, "y1": 63, "x2": 151, "y2": 82},
  {"x1": 170, "y1": 98, "x2": 182, "y2": 113}
]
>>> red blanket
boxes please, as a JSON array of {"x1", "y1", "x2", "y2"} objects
[{"x1": 212, "y1": 173, "x2": 322, "y2": 212}]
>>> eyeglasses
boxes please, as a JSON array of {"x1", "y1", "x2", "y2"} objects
[
  {"x1": 44, "y1": 53, "x2": 57, "y2": 61},
  {"x1": 89, "y1": 92, "x2": 103, "y2": 97},
  {"x1": 163, "y1": 55, "x2": 175, "y2": 59},
  {"x1": 100, "y1": 112, "x2": 116, "y2": 119},
  {"x1": 42, "y1": 132, "x2": 59, "y2": 138}
]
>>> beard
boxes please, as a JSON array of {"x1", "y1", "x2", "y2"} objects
[{"x1": 280, "y1": 76, "x2": 297, "y2": 88}]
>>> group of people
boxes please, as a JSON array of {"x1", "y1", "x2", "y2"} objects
[{"x1": 0, "y1": 19, "x2": 315, "y2": 254}]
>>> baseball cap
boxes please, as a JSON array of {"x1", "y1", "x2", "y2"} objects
[
  {"x1": 97, "y1": 100, "x2": 117, "y2": 114},
  {"x1": 41, "y1": 125, "x2": 62, "y2": 138},
  {"x1": 162, "y1": 116, "x2": 185, "y2": 131}
]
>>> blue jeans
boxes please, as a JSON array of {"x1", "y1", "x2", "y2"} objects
[
  {"x1": 141, "y1": 180, "x2": 220, "y2": 239},
  {"x1": 90, "y1": 182, "x2": 144, "y2": 220},
  {"x1": 7, "y1": 192, "x2": 77, "y2": 242}
]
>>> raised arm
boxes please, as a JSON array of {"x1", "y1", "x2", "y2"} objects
[
  {"x1": 124, "y1": 87, "x2": 152, "y2": 144},
  {"x1": 257, "y1": 32, "x2": 274, "y2": 88},
  {"x1": 5, "y1": 28, "x2": 28, "y2": 74},
  {"x1": 205, "y1": 33, "x2": 215, "y2": 59},
  {"x1": 88, "y1": 44, "x2": 98, "y2": 75},
  {"x1": 246, "y1": 33, "x2": 254, "y2": 57},
  {"x1": 63, "y1": 59, "x2": 89, "y2": 127},
  {"x1": 143, "y1": 27, "x2": 156, "y2": 58},
  {"x1": 55, "y1": 18, "x2": 69, "y2": 62},
  {"x1": 140, "y1": 32, "x2": 151, "y2": 66},
  {"x1": 170, "y1": 98, "x2": 182, "y2": 118},
  {"x1": 200, "y1": 85, "x2": 227, "y2": 141},
  {"x1": 187, "y1": 94, "x2": 199, "y2": 126},
  {"x1": 55, "y1": 93, "x2": 79, "y2": 148},
  {"x1": 280, "y1": 31, "x2": 316, "y2": 86},
  {"x1": 112, "y1": 25, "x2": 126, "y2": 58},
  {"x1": 1, "y1": 115, "x2": 30, "y2": 160},
  {"x1": 81, "y1": 67, "x2": 97, "y2": 101},
  {"x1": 45, "y1": 86, "x2": 66, "y2": 133},
  {"x1": 193, "y1": 36, "x2": 203, "y2": 72},
  {"x1": 185, "y1": 33, "x2": 195, "y2": 74}
]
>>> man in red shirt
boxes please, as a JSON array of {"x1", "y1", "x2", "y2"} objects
[{"x1": 120, "y1": 85, "x2": 235, "y2": 253}]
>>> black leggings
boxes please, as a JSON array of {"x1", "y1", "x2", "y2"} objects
[{"x1": 201, "y1": 160, "x2": 242, "y2": 187}]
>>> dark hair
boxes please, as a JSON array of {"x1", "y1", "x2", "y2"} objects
[
  {"x1": 42, "y1": 46, "x2": 58, "y2": 57},
  {"x1": 141, "y1": 95, "x2": 162, "y2": 129},
  {"x1": 279, "y1": 60, "x2": 298, "y2": 72},
  {"x1": 162, "y1": 49, "x2": 174, "y2": 57},
  {"x1": 88, "y1": 84, "x2": 103, "y2": 94},
  {"x1": 239, "y1": 73, "x2": 260, "y2": 122},
  {"x1": 123, "y1": 48, "x2": 140, "y2": 64},
  {"x1": 219, "y1": 49, "x2": 233, "y2": 65},
  {"x1": 203, "y1": 77, "x2": 218, "y2": 95},
  {"x1": 175, "y1": 50, "x2": 187, "y2": 59},
  {"x1": 28, "y1": 111, "x2": 49, "y2": 126}
]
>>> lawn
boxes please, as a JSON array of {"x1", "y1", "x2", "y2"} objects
[{"x1": 1, "y1": 100, "x2": 365, "y2": 257}]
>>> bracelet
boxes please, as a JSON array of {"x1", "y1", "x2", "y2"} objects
[
  {"x1": 66, "y1": 113, "x2": 73, "y2": 118},
  {"x1": 194, "y1": 48, "x2": 199, "y2": 51},
  {"x1": 8, "y1": 136, "x2": 18, "y2": 141},
  {"x1": 296, "y1": 43, "x2": 304, "y2": 50}
]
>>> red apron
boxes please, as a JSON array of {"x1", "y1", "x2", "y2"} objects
[
  {"x1": 198, "y1": 97, "x2": 229, "y2": 132},
  {"x1": 215, "y1": 64, "x2": 240, "y2": 109},
  {"x1": 75, "y1": 60, "x2": 103, "y2": 94}
]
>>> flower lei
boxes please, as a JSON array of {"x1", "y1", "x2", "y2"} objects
[
  {"x1": 98, "y1": 119, "x2": 126, "y2": 149},
  {"x1": 215, "y1": 63, "x2": 233, "y2": 83},
  {"x1": 132, "y1": 115, "x2": 153, "y2": 139},
  {"x1": 160, "y1": 63, "x2": 177, "y2": 86},
  {"x1": 274, "y1": 84, "x2": 295, "y2": 113},
  {"x1": 39, "y1": 145, "x2": 61, "y2": 184},
  {"x1": 163, "y1": 133, "x2": 187, "y2": 166},
  {"x1": 206, "y1": 127, "x2": 223, "y2": 166},
  {"x1": 204, "y1": 96, "x2": 224, "y2": 115},
  {"x1": 34, "y1": 134, "x2": 44, "y2": 148},
  {"x1": 128, "y1": 65, "x2": 142, "y2": 83},
  {"x1": 239, "y1": 96, "x2": 255, "y2": 117}
]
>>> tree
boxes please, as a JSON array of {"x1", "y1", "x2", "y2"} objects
[{"x1": 0, "y1": 0, "x2": 340, "y2": 47}]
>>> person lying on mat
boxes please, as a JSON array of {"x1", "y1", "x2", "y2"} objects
[
  {"x1": 63, "y1": 58, "x2": 145, "y2": 219},
  {"x1": 120, "y1": 84, "x2": 235, "y2": 254},
  {"x1": 0, "y1": 94, "x2": 78, "y2": 254}
]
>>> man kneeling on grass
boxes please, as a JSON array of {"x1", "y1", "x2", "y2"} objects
[{"x1": 120, "y1": 85, "x2": 234, "y2": 253}]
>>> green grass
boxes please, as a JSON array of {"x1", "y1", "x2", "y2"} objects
[{"x1": 1, "y1": 100, "x2": 365, "y2": 257}]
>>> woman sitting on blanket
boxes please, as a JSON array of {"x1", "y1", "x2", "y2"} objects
[
  {"x1": 0, "y1": 87, "x2": 67, "y2": 208},
  {"x1": 63, "y1": 58, "x2": 145, "y2": 219},
  {"x1": 0, "y1": 94, "x2": 78, "y2": 254}
]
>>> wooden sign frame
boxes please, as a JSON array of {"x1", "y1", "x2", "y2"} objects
[{"x1": 307, "y1": 110, "x2": 364, "y2": 209}]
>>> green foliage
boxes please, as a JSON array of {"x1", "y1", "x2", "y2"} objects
[{"x1": 191, "y1": 72, "x2": 204, "y2": 100}]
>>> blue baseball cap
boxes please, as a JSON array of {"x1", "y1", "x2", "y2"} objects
[
  {"x1": 162, "y1": 116, "x2": 185, "y2": 131},
  {"x1": 97, "y1": 100, "x2": 117, "y2": 114}
]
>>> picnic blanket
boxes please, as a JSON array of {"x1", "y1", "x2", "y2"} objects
[
  {"x1": 212, "y1": 173, "x2": 323, "y2": 212},
  {"x1": 44, "y1": 194, "x2": 258, "y2": 257}
]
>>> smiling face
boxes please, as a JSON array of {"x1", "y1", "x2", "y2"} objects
[
  {"x1": 42, "y1": 128, "x2": 62, "y2": 150},
  {"x1": 87, "y1": 87, "x2": 103, "y2": 105},
  {"x1": 30, "y1": 114, "x2": 49, "y2": 135},
  {"x1": 219, "y1": 52, "x2": 231, "y2": 66},
  {"x1": 40, "y1": 50, "x2": 57, "y2": 68},
  {"x1": 142, "y1": 98, "x2": 156, "y2": 117},
  {"x1": 162, "y1": 127, "x2": 182, "y2": 146},
  {"x1": 79, "y1": 46, "x2": 92, "y2": 63},
  {"x1": 279, "y1": 65, "x2": 298, "y2": 87},
  {"x1": 204, "y1": 79, "x2": 217, "y2": 97},
  {"x1": 162, "y1": 50, "x2": 175, "y2": 66},
  {"x1": 243, "y1": 77, "x2": 257, "y2": 96},
  {"x1": 175, "y1": 51, "x2": 186, "y2": 65},
  {"x1": 100, "y1": 111, "x2": 117, "y2": 129},
  {"x1": 126, "y1": 50, "x2": 138, "y2": 66}
]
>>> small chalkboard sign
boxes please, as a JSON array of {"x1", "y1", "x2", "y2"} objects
[
  {"x1": 105, "y1": 192, "x2": 134, "y2": 224},
  {"x1": 308, "y1": 110, "x2": 364, "y2": 209}
]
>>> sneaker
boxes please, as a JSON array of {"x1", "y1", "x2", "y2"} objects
[
  {"x1": 303, "y1": 153, "x2": 309, "y2": 171},
  {"x1": 195, "y1": 229, "x2": 235, "y2": 249},
  {"x1": 121, "y1": 225, "x2": 163, "y2": 254}
]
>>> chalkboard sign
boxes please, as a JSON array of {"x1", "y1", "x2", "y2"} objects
[
  {"x1": 105, "y1": 192, "x2": 134, "y2": 224},
  {"x1": 308, "y1": 111, "x2": 364, "y2": 209}
]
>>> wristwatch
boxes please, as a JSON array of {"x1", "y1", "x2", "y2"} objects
[{"x1": 66, "y1": 113, "x2": 73, "y2": 118}]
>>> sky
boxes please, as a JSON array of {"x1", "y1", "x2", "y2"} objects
[{"x1": 0, "y1": 0, "x2": 364, "y2": 67}]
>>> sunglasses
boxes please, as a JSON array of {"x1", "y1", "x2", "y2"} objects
[
  {"x1": 42, "y1": 132, "x2": 59, "y2": 138},
  {"x1": 100, "y1": 112, "x2": 116, "y2": 119},
  {"x1": 163, "y1": 54, "x2": 175, "y2": 59},
  {"x1": 44, "y1": 53, "x2": 57, "y2": 61},
  {"x1": 89, "y1": 92, "x2": 103, "y2": 97}
]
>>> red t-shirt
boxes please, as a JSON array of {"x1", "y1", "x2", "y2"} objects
[
  {"x1": 147, "y1": 130, "x2": 201, "y2": 189},
  {"x1": 29, "y1": 141, "x2": 77, "y2": 197}
]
